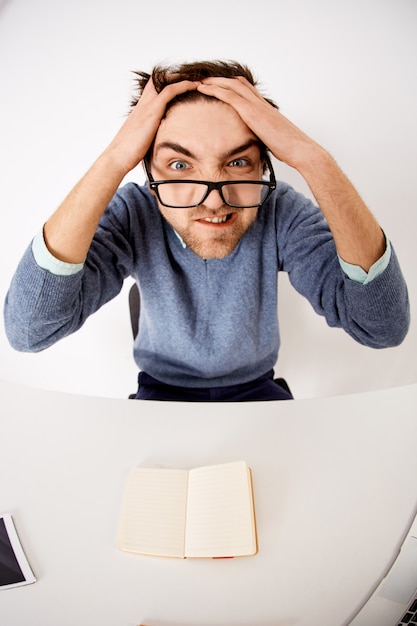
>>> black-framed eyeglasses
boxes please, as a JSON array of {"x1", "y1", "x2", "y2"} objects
[{"x1": 144, "y1": 154, "x2": 276, "y2": 209}]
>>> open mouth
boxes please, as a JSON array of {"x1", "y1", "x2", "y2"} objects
[{"x1": 198, "y1": 213, "x2": 234, "y2": 225}]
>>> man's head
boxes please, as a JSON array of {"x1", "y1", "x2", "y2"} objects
[
  {"x1": 130, "y1": 60, "x2": 278, "y2": 115},
  {"x1": 132, "y1": 61, "x2": 277, "y2": 259}
]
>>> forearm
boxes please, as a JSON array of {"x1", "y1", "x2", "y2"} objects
[
  {"x1": 295, "y1": 147, "x2": 385, "y2": 272},
  {"x1": 43, "y1": 78, "x2": 201, "y2": 265},
  {"x1": 195, "y1": 78, "x2": 386, "y2": 272},
  {"x1": 43, "y1": 151, "x2": 127, "y2": 264}
]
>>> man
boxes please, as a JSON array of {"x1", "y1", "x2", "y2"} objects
[{"x1": 3, "y1": 60, "x2": 410, "y2": 401}]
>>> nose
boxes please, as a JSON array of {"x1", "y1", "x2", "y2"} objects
[{"x1": 202, "y1": 188, "x2": 225, "y2": 210}]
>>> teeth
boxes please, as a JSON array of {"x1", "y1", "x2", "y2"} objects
[{"x1": 203, "y1": 215, "x2": 229, "y2": 223}]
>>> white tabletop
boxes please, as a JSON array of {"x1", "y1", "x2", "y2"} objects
[{"x1": 1, "y1": 380, "x2": 416, "y2": 626}]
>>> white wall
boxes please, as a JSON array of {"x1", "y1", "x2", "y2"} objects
[{"x1": 0, "y1": 0, "x2": 415, "y2": 399}]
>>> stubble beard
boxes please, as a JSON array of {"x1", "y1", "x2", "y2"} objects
[{"x1": 168, "y1": 208, "x2": 259, "y2": 260}]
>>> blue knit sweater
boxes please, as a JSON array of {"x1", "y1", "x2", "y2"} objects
[{"x1": 3, "y1": 182, "x2": 410, "y2": 387}]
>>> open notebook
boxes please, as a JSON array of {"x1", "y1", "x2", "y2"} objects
[{"x1": 117, "y1": 460, "x2": 257, "y2": 559}]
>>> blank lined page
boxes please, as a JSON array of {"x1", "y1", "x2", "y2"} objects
[
  {"x1": 184, "y1": 461, "x2": 256, "y2": 558},
  {"x1": 117, "y1": 467, "x2": 188, "y2": 557}
]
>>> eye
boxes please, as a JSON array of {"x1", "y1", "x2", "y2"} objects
[
  {"x1": 228, "y1": 157, "x2": 249, "y2": 167},
  {"x1": 169, "y1": 160, "x2": 189, "y2": 171}
]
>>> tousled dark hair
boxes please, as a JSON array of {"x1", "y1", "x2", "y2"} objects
[
  {"x1": 131, "y1": 60, "x2": 278, "y2": 168},
  {"x1": 130, "y1": 59, "x2": 279, "y2": 113}
]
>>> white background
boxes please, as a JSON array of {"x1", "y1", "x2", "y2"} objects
[{"x1": 0, "y1": 0, "x2": 415, "y2": 399}]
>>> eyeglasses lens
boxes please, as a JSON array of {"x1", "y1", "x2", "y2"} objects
[
  {"x1": 157, "y1": 182, "x2": 270, "y2": 208},
  {"x1": 222, "y1": 183, "x2": 269, "y2": 208}
]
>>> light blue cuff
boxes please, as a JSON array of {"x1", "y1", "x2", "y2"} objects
[
  {"x1": 338, "y1": 238, "x2": 391, "y2": 285},
  {"x1": 32, "y1": 229, "x2": 84, "y2": 276}
]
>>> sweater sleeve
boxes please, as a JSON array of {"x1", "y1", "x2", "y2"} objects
[
  {"x1": 4, "y1": 245, "x2": 87, "y2": 351},
  {"x1": 3, "y1": 184, "x2": 142, "y2": 352},
  {"x1": 275, "y1": 184, "x2": 410, "y2": 348}
]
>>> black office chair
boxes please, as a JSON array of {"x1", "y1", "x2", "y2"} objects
[
  {"x1": 128, "y1": 282, "x2": 292, "y2": 397},
  {"x1": 129, "y1": 282, "x2": 140, "y2": 340}
]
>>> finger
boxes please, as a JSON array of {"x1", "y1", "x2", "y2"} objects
[
  {"x1": 197, "y1": 78, "x2": 265, "y2": 110},
  {"x1": 202, "y1": 74, "x2": 261, "y2": 97},
  {"x1": 158, "y1": 79, "x2": 201, "y2": 104},
  {"x1": 139, "y1": 78, "x2": 200, "y2": 107},
  {"x1": 235, "y1": 75, "x2": 265, "y2": 99},
  {"x1": 199, "y1": 76, "x2": 264, "y2": 100}
]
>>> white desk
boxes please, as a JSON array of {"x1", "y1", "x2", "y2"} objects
[{"x1": 1, "y1": 380, "x2": 416, "y2": 626}]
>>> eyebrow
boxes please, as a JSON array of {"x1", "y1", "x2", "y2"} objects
[
  {"x1": 154, "y1": 142, "x2": 194, "y2": 159},
  {"x1": 154, "y1": 139, "x2": 261, "y2": 161},
  {"x1": 223, "y1": 139, "x2": 262, "y2": 160}
]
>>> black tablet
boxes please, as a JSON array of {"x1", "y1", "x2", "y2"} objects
[{"x1": 0, "y1": 514, "x2": 36, "y2": 589}]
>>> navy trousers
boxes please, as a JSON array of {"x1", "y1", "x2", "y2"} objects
[{"x1": 134, "y1": 370, "x2": 293, "y2": 402}]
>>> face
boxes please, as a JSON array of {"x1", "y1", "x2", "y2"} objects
[{"x1": 148, "y1": 99, "x2": 264, "y2": 259}]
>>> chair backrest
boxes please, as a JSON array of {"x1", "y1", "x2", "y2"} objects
[{"x1": 128, "y1": 283, "x2": 140, "y2": 339}]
